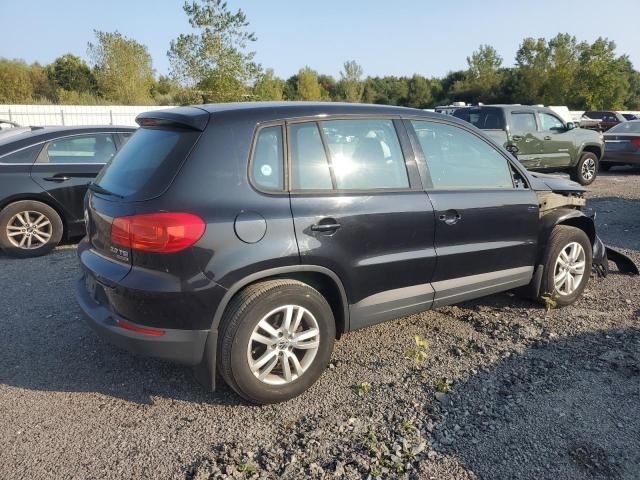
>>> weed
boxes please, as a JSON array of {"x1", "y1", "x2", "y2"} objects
[
  {"x1": 355, "y1": 381, "x2": 371, "y2": 396},
  {"x1": 434, "y1": 377, "x2": 451, "y2": 393},
  {"x1": 405, "y1": 335, "x2": 429, "y2": 365}
]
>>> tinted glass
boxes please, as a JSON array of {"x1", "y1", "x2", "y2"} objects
[
  {"x1": 252, "y1": 126, "x2": 284, "y2": 191},
  {"x1": 411, "y1": 121, "x2": 513, "y2": 189},
  {"x1": 608, "y1": 121, "x2": 640, "y2": 134},
  {"x1": 585, "y1": 112, "x2": 604, "y2": 120},
  {"x1": 321, "y1": 119, "x2": 408, "y2": 190},
  {"x1": 454, "y1": 108, "x2": 505, "y2": 130},
  {"x1": 95, "y1": 127, "x2": 200, "y2": 199},
  {"x1": 510, "y1": 112, "x2": 537, "y2": 132},
  {"x1": 44, "y1": 134, "x2": 116, "y2": 164},
  {"x1": 0, "y1": 144, "x2": 42, "y2": 164},
  {"x1": 539, "y1": 113, "x2": 564, "y2": 131},
  {"x1": 290, "y1": 123, "x2": 333, "y2": 190}
]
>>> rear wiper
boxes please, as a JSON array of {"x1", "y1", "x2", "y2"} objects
[{"x1": 88, "y1": 183, "x2": 123, "y2": 199}]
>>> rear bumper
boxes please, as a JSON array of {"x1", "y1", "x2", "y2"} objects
[
  {"x1": 602, "y1": 151, "x2": 640, "y2": 164},
  {"x1": 75, "y1": 277, "x2": 209, "y2": 365}
]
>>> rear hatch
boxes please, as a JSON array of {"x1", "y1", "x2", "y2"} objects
[{"x1": 86, "y1": 107, "x2": 207, "y2": 269}]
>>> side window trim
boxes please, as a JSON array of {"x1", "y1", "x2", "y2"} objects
[
  {"x1": 404, "y1": 117, "x2": 523, "y2": 191},
  {"x1": 248, "y1": 121, "x2": 287, "y2": 194}
]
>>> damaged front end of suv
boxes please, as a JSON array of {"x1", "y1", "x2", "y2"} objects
[{"x1": 530, "y1": 172, "x2": 638, "y2": 284}]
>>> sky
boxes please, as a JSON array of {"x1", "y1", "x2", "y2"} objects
[{"x1": 2, "y1": 0, "x2": 640, "y2": 79}]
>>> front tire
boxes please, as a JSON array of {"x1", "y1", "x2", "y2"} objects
[
  {"x1": 218, "y1": 279, "x2": 336, "y2": 404},
  {"x1": 571, "y1": 152, "x2": 599, "y2": 185},
  {"x1": 0, "y1": 200, "x2": 63, "y2": 258},
  {"x1": 539, "y1": 225, "x2": 592, "y2": 307}
]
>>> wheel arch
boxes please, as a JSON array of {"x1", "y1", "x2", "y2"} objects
[
  {"x1": 211, "y1": 265, "x2": 350, "y2": 337},
  {"x1": 580, "y1": 143, "x2": 603, "y2": 160},
  {"x1": 538, "y1": 208, "x2": 596, "y2": 260}
]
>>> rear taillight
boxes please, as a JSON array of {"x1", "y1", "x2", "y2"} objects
[
  {"x1": 631, "y1": 138, "x2": 640, "y2": 147},
  {"x1": 111, "y1": 213, "x2": 205, "y2": 253}
]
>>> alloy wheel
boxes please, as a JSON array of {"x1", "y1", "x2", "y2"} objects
[
  {"x1": 581, "y1": 157, "x2": 596, "y2": 181},
  {"x1": 6, "y1": 210, "x2": 53, "y2": 250},
  {"x1": 554, "y1": 241, "x2": 586, "y2": 295},
  {"x1": 247, "y1": 305, "x2": 320, "y2": 385}
]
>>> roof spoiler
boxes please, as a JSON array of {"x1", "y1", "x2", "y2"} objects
[{"x1": 135, "y1": 106, "x2": 209, "y2": 131}]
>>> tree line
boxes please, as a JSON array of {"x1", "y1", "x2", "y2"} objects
[{"x1": 1, "y1": 0, "x2": 638, "y2": 110}]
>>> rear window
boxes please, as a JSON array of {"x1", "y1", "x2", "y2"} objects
[
  {"x1": 94, "y1": 127, "x2": 200, "y2": 200},
  {"x1": 453, "y1": 108, "x2": 505, "y2": 130},
  {"x1": 608, "y1": 121, "x2": 640, "y2": 134}
]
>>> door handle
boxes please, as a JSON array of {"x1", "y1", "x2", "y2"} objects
[
  {"x1": 438, "y1": 210, "x2": 462, "y2": 226},
  {"x1": 311, "y1": 222, "x2": 341, "y2": 233},
  {"x1": 544, "y1": 136, "x2": 552, "y2": 140},
  {"x1": 43, "y1": 176, "x2": 70, "y2": 182}
]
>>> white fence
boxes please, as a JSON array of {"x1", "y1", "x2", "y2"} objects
[{"x1": 0, "y1": 105, "x2": 168, "y2": 127}]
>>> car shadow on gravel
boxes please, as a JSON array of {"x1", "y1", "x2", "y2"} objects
[{"x1": 435, "y1": 327, "x2": 640, "y2": 480}]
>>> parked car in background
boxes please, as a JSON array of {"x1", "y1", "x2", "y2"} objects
[
  {"x1": 75, "y1": 102, "x2": 623, "y2": 404},
  {"x1": 601, "y1": 120, "x2": 640, "y2": 170},
  {"x1": 0, "y1": 119, "x2": 21, "y2": 130},
  {"x1": 453, "y1": 105, "x2": 604, "y2": 185},
  {"x1": 0, "y1": 126, "x2": 135, "y2": 257},
  {"x1": 582, "y1": 111, "x2": 627, "y2": 132},
  {"x1": 622, "y1": 113, "x2": 640, "y2": 121}
]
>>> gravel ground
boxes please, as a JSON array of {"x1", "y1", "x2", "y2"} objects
[{"x1": 0, "y1": 168, "x2": 638, "y2": 479}]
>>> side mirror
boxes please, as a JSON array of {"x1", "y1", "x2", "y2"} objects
[{"x1": 565, "y1": 122, "x2": 576, "y2": 130}]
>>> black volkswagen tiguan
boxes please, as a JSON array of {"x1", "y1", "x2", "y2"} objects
[
  {"x1": 75, "y1": 102, "x2": 634, "y2": 404},
  {"x1": 0, "y1": 126, "x2": 134, "y2": 257}
]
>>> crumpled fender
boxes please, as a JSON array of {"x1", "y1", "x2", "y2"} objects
[{"x1": 604, "y1": 245, "x2": 639, "y2": 276}]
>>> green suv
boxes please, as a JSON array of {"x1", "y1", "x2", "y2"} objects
[{"x1": 453, "y1": 105, "x2": 604, "y2": 185}]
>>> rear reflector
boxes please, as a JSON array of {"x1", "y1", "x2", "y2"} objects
[
  {"x1": 111, "y1": 212, "x2": 205, "y2": 253},
  {"x1": 116, "y1": 318, "x2": 166, "y2": 337}
]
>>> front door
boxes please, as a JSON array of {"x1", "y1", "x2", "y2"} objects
[
  {"x1": 30, "y1": 133, "x2": 117, "y2": 223},
  {"x1": 538, "y1": 111, "x2": 573, "y2": 168},
  {"x1": 288, "y1": 118, "x2": 436, "y2": 330},
  {"x1": 406, "y1": 119, "x2": 539, "y2": 307}
]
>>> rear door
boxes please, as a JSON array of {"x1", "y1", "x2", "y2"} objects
[
  {"x1": 31, "y1": 133, "x2": 117, "y2": 222},
  {"x1": 406, "y1": 119, "x2": 539, "y2": 307},
  {"x1": 288, "y1": 118, "x2": 436, "y2": 330},
  {"x1": 538, "y1": 111, "x2": 573, "y2": 168},
  {"x1": 508, "y1": 111, "x2": 545, "y2": 167}
]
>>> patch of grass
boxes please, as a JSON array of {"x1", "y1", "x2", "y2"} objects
[
  {"x1": 541, "y1": 293, "x2": 558, "y2": 311},
  {"x1": 434, "y1": 377, "x2": 451, "y2": 393},
  {"x1": 355, "y1": 381, "x2": 371, "y2": 396},
  {"x1": 405, "y1": 335, "x2": 429, "y2": 365},
  {"x1": 235, "y1": 462, "x2": 257, "y2": 474}
]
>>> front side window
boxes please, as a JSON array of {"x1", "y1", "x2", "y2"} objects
[
  {"x1": 251, "y1": 125, "x2": 284, "y2": 191},
  {"x1": 411, "y1": 120, "x2": 513, "y2": 190},
  {"x1": 539, "y1": 113, "x2": 564, "y2": 131},
  {"x1": 510, "y1": 112, "x2": 537, "y2": 132},
  {"x1": 42, "y1": 134, "x2": 116, "y2": 164}
]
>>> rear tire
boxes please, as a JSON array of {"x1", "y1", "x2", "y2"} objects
[
  {"x1": 0, "y1": 200, "x2": 63, "y2": 258},
  {"x1": 570, "y1": 152, "x2": 598, "y2": 185},
  {"x1": 539, "y1": 225, "x2": 592, "y2": 307},
  {"x1": 218, "y1": 279, "x2": 335, "y2": 404}
]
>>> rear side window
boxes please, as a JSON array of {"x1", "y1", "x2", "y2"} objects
[
  {"x1": 510, "y1": 112, "x2": 537, "y2": 132},
  {"x1": 455, "y1": 109, "x2": 505, "y2": 130},
  {"x1": 251, "y1": 126, "x2": 284, "y2": 191},
  {"x1": 0, "y1": 144, "x2": 42, "y2": 164},
  {"x1": 290, "y1": 119, "x2": 409, "y2": 191},
  {"x1": 411, "y1": 120, "x2": 513, "y2": 190},
  {"x1": 41, "y1": 134, "x2": 116, "y2": 164},
  {"x1": 95, "y1": 127, "x2": 200, "y2": 200}
]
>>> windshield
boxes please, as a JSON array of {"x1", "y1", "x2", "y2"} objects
[
  {"x1": 94, "y1": 127, "x2": 200, "y2": 200},
  {"x1": 607, "y1": 121, "x2": 640, "y2": 134}
]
